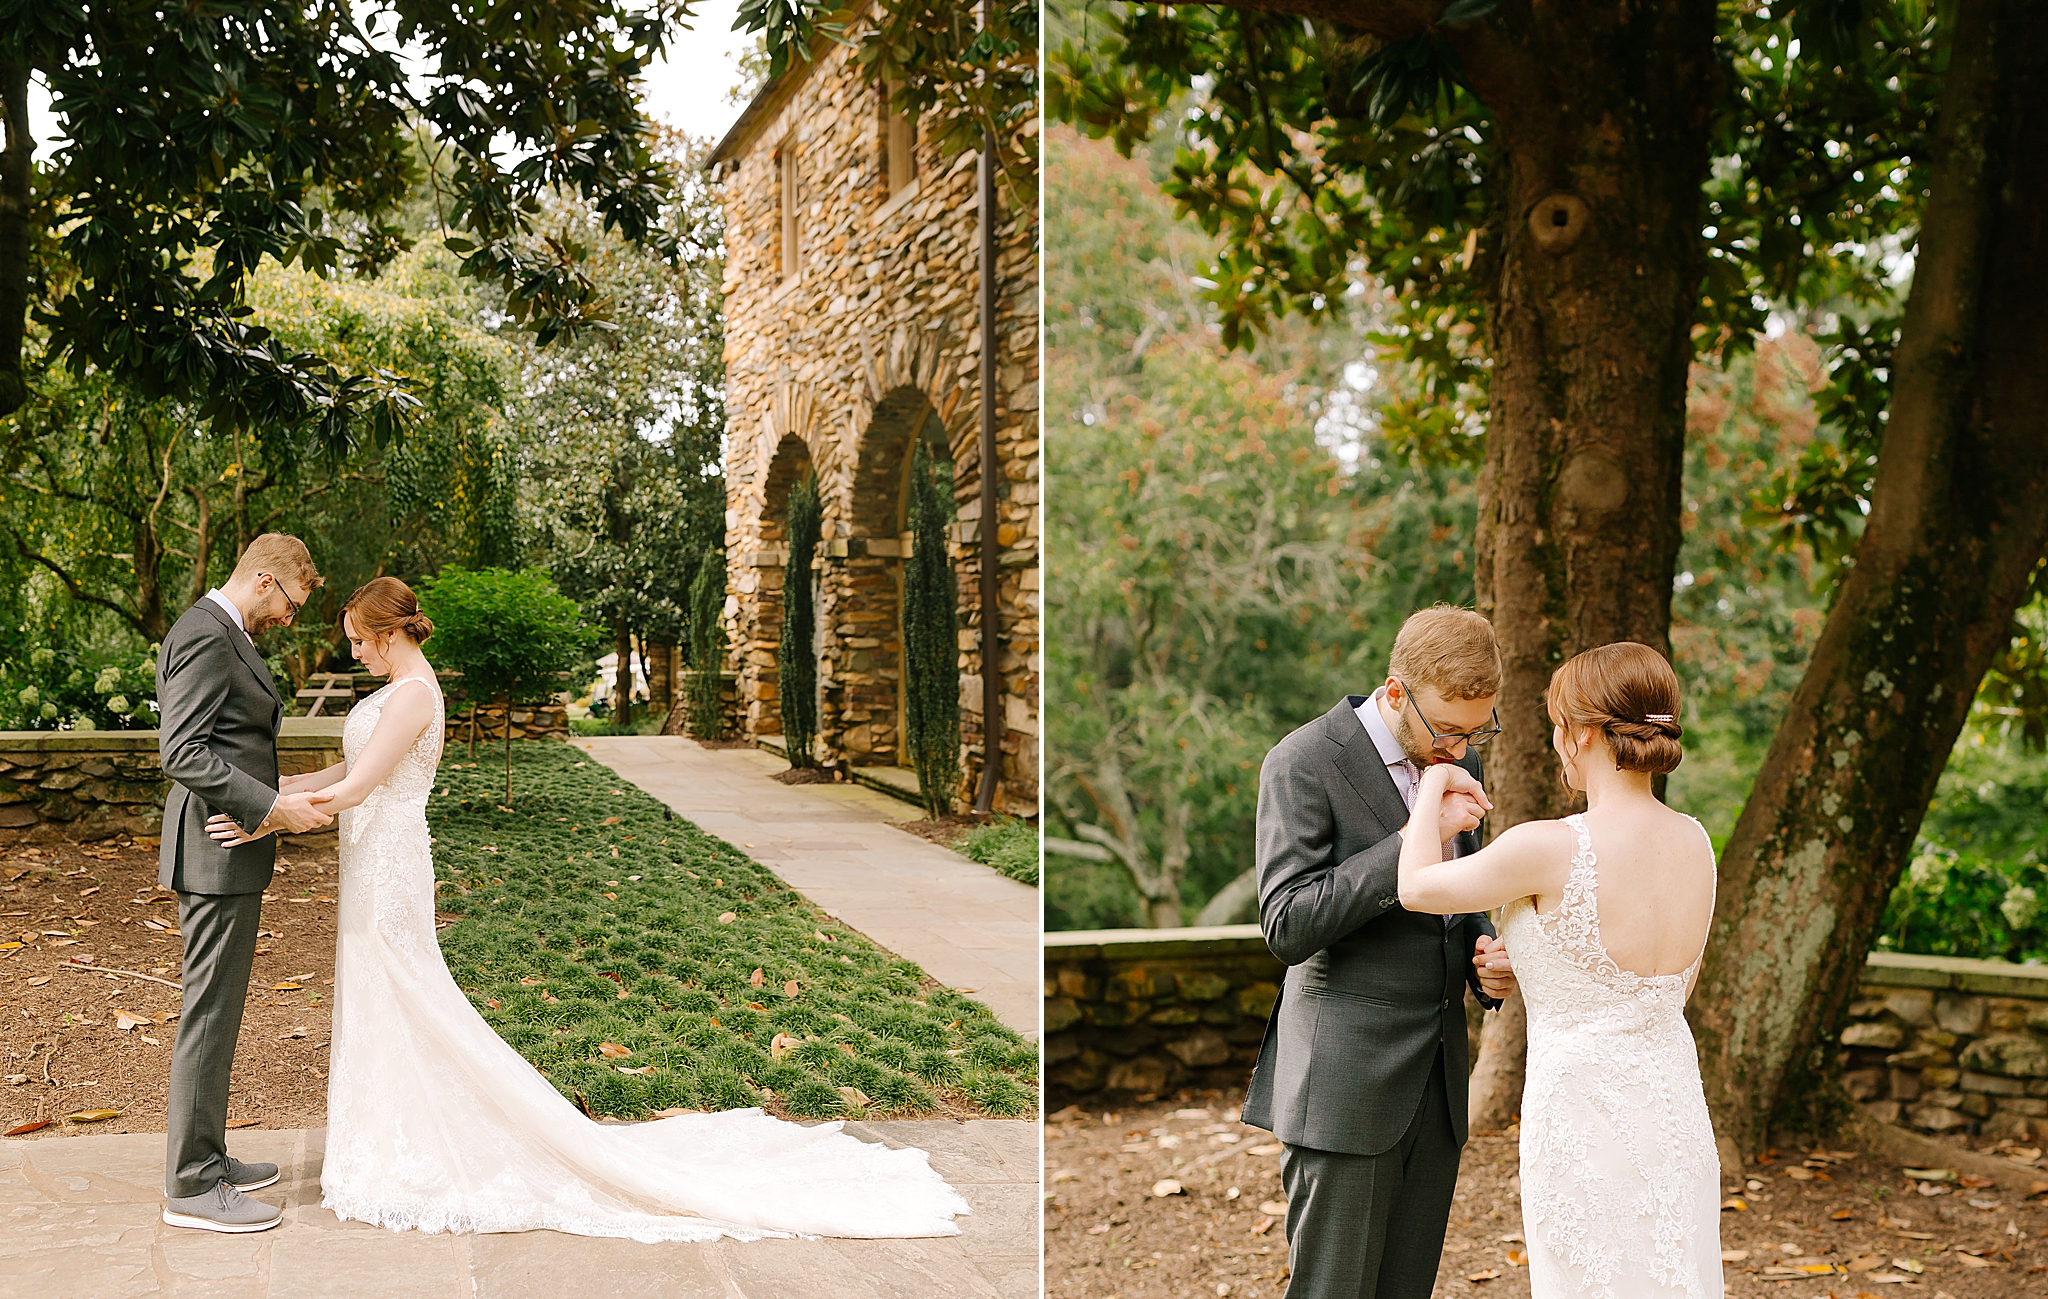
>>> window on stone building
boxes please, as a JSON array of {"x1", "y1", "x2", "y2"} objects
[
  {"x1": 776, "y1": 139, "x2": 801, "y2": 280},
  {"x1": 882, "y1": 83, "x2": 918, "y2": 196}
]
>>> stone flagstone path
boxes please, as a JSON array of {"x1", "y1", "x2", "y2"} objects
[
  {"x1": 574, "y1": 736, "x2": 1040, "y2": 1037},
  {"x1": 1, "y1": 1120, "x2": 1038, "y2": 1298}
]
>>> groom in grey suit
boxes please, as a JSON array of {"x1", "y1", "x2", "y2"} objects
[
  {"x1": 1241, "y1": 606, "x2": 1518, "y2": 1299},
  {"x1": 157, "y1": 534, "x2": 332, "y2": 1233}
]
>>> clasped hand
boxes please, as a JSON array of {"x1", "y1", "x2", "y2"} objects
[
  {"x1": 205, "y1": 786, "x2": 335, "y2": 846},
  {"x1": 1473, "y1": 934, "x2": 1516, "y2": 1001}
]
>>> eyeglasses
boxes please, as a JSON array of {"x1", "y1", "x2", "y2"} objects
[
  {"x1": 261, "y1": 573, "x2": 300, "y2": 625},
  {"x1": 1396, "y1": 678, "x2": 1502, "y2": 750}
]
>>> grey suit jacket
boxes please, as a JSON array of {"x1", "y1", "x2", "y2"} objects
[
  {"x1": 1239, "y1": 695, "x2": 1500, "y2": 1157},
  {"x1": 156, "y1": 600, "x2": 283, "y2": 896}
]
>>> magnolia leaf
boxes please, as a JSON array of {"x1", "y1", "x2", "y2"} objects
[
  {"x1": 67, "y1": 1109, "x2": 122, "y2": 1122},
  {"x1": 1151, "y1": 1179, "x2": 1183, "y2": 1197},
  {"x1": 616, "y1": 1065, "x2": 656, "y2": 1075},
  {"x1": 598, "y1": 1042, "x2": 632, "y2": 1058},
  {"x1": 835, "y1": 1085, "x2": 871, "y2": 1108},
  {"x1": 4, "y1": 1119, "x2": 53, "y2": 1136},
  {"x1": 226, "y1": 1118, "x2": 260, "y2": 1129},
  {"x1": 717, "y1": 912, "x2": 736, "y2": 924},
  {"x1": 749, "y1": 967, "x2": 764, "y2": 987},
  {"x1": 783, "y1": 980, "x2": 800, "y2": 998},
  {"x1": 769, "y1": 1032, "x2": 800, "y2": 1061}
]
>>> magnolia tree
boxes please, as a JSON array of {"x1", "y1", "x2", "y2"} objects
[{"x1": 419, "y1": 566, "x2": 594, "y2": 803}]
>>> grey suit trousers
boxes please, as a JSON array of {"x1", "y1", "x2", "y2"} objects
[
  {"x1": 165, "y1": 889, "x2": 265, "y2": 1197},
  {"x1": 1278, "y1": 1046, "x2": 1460, "y2": 1299}
]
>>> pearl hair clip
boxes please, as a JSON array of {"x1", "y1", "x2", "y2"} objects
[{"x1": 1645, "y1": 714, "x2": 1674, "y2": 722}]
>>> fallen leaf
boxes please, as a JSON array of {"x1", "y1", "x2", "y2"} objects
[
  {"x1": 225, "y1": 1118, "x2": 259, "y2": 1130},
  {"x1": 1845, "y1": 1256, "x2": 1884, "y2": 1271},
  {"x1": 519, "y1": 976, "x2": 544, "y2": 985},
  {"x1": 540, "y1": 991, "x2": 559, "y2": 1003},
  {"x1": 783, "y1": 980, "x2": 800, "y2": 998},
  {"x1": 769, "y1": 1032, "x2": 799, "y2": 1061},
  {"x1": 485, "y1": 998, "x2": 499, "y2": 1009},
  {"x1": 1149, "y1": 1179, "x2": 1186, "y2": 1198},
  {"x1": 1832, "y1": 1209, "x2": 1856, "y2": 1221},
  {"x1": 2029, "y1": 1180, "x2": 2048, "y2": 1199},
  {"x1": 67, "y1": 1109, "x2": 121, "y2": 1122},
  {"x1": 598, "y1": 1042, "x2": 632, "y2": 1058},
  {"x1": 616, "y1": 1065, "x2": 656, "y2": 1075},
  {"x1": 26, "y1": 975, "x2": 49, "y2": 987},
  {"x1": 1721, "y1": 1197, "x2": 1748, "y2": 1211},
  {"x1": 835, "y1": 1085, "x2": 871, "y2": 1108},
  {"x1": 1249, "y1": 1216, "x2": 1273, "y2": 1236},
  {"x1": 1465, "y1": 1270, "x2": 1502, "y2": 1283},
  {"x1": 5, "y1": 1119, "x2": 53, "y2": 1136},
  {"x1": 1786, "y1": 1166, "x2": 1814, "y2": 1180},
  {"x1": 744, "y1": 1000, "x2": 767, "y2": 1012},
  {"x1": 602, "y1": 816, "x2": 620, "y2": 825},
  {"x1": 271, "y1": 981, "x2": 301, "y2": 991},
  {"x1": 279, "y1": 1026, "x2": 308, "y2": 1040},
  {"x1": 836, "y1": 1042, "x2": 857, "y2": 1057},
  {"x1": 749, "y1": 968, "x2": 764, "y2": 987},
  {"x1": 1892, "y1": 1259, "x2": 1924, "y2": 1274},
  {"x1": 1721, "y1": 1250, "x2": 1750, "y2": 1262},
  {"x1": 717, "y1": 912, "x2": 736, "y2": 924},
  {"x1": 1257, "y1": 1200, "x2": 1287, "y2": 1216},
  {"x1": 1959, "y1": 1172, "x2": 1996, "y2": 1189},
  {"x1": 1506, "y1": 1248, "x2": 1527, "y2": 1266},
  {"x1": 1954, "y1": 1254, "x2": 1993, "y2": 1269},
  {"x1": 1902, "y1": 1167, "x2": 1956, "y2": 1182},
  {"x1": 1087, "y1": 1223, "x2": 1111, "y2": 1235},
  {"x1": 141, "y1": 1035, "x2": 160, "y2": 1045},
  {"x1": 114, "y1": 1009, "x2": 151, "y2": 1031}
]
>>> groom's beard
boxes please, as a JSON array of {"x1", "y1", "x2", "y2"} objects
[{"x1": 1393, "y1": 705, "x2": 1444, "y2": 769}]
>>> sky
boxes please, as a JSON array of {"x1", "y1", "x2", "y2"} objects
[{"x1": 26, "y1": 0, "x2": 759, "y2": 154}]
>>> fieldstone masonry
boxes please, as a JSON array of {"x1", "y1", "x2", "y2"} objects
[
  {"x1": 1842, "y1": 951, "x2": 2048, "y2": 1142},
  {"x1": 709, "y1": 33, "x2": 1039, "y2": 815},
  {"x1": 0, "y1": 722, "x2": 347, "y2": 843},
  {"x1": 1046, "y1": 928, "x2": 2048, "y2": 1137}
]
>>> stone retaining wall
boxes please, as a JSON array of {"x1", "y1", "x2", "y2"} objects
[
  {"x1": 443, "y1": 700, "x2": 569, "y2": 745},
  {"x1": 1046, "y1": 928, "x2": 2048, "y2": 1134},
  {"x1": 0, "y1": 721, "x2": 347, "y2": 844},
  {"x1": 1843, "y1": 951, "x2": 2048, "y2": 1142}
]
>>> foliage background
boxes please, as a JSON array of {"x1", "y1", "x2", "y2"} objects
[{"x1": 1043, "y1": 123, "x2": 2048, "y2": 965}]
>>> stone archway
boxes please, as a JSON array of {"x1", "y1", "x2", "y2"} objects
[
  {"x1": 836, "y1": 387, "x2": 938, "y2": 767},
  {"x1": 745, "y1": 433, "x2": 815, "y2": 737}
]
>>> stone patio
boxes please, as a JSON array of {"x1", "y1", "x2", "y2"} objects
[{"x1": 0, "y1": 1119, "x2": 1038, "y2": 1298}]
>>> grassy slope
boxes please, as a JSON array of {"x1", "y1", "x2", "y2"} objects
[{"x1": 427, "y1": 742, "x2": 1037, "y2": 1119}]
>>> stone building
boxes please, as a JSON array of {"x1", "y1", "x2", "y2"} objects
[{"x1": 709, "y1": 37, "x2": 1038, "y2": 815}]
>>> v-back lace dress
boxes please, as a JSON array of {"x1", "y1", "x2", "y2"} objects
[
  {"x1": 1497, "y1": 813, "x2": 1722, "y2": 1297},
  {"x1": 320, "y1": 675, "x2": 971, "y2": 1240}
]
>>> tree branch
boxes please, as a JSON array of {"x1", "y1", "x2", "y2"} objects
[{"x1": 4, "y1": 530, "x2": 149, "y2": 637}]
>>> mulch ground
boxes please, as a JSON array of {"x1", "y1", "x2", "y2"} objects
[
  {"x1": 1044, "y1": 1089, "x2": 2048, "y2": 1299},
  {"x1": 1, "y1": 833, "x2": 339, "y2": 1142}
]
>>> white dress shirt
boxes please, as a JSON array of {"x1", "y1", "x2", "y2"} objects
[{"x1": 1356, "y1": 686, "x2": 1459, "y2": 924}]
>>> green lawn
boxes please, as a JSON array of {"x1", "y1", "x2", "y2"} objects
[
  {"x1": 956, "y1": 817, "x2": 1039, "y2": 886},
  {"x1": 427, "y1": 742, "x2": 1038, "y2": 1120}
]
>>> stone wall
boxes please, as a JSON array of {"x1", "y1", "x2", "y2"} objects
[
  {"x1": 1045, "y1": 927, "x2": 1286, "y2": 1100},
  {"x1": 1046, "y1": 928, "x2": 2048, "y2": 1130},
  {"x1": 1842, "y1": 952, "x2": 2048, "y2": 1142},
  {"x1": 709, "y1": 31, "x2": 1039, "y2": 816},
  {"x1": 443, "y1": 700, "x2": 568, "y2": 745},
  {"x1": 0, "y1": 720, "x2": 347, "y2": 844}
]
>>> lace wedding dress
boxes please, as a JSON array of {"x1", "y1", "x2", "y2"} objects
[
  {"x1": 320, "y1": 676, "x2": 972, "y2": 1240},
  {"x1": 1497, "y1": 813, "x2": 1722, "y2": 1297}
]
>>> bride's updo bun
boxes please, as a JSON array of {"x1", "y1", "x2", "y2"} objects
[
  {"x1": 343, "y1": 576, "x2": 434, "y2": 645},
  {"x1": 1545, "y1": 641, "x2": 1684, "y2": 774}
]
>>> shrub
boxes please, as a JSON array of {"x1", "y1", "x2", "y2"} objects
[
  {"x1": 0, "y1": 644, "x2": 160, "y2": 731},
  {"x1": 903, "y1": 436, "x2": 961, "y2": 816},
  {"x1": 778, "y1": 474, "x2": 822, "y2": 767}
]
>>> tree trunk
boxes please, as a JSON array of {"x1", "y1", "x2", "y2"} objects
[
  {"x1": 1461, "y1": 1, "x2": 1719, "y2": 1129},
  {"x1": 1689, "y1": 0, "x2": 2048, "y2": 1160},
  {"x1": 648, "y1": 639, "x2": 675, "y2": 716},
  {"x1": 613, "y1": 618, "x2": 633, "y2": 729},
  {"x1": 185, "y1": 486, "x2": 214, "y2": 606},
  {"x1": 0, "y1": 59, "x2": 29, "y2": 418},
  {"x1": 502, "y1": 692, "x2": 514, "y2": 804}
]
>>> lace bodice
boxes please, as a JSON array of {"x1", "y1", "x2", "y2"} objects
[
  {"x1": 1501, "y1": 812, "x2": 1723, "y2": 1298},
  {"x1": 340, "y1": 676, "x2": 444, "y2": 815}
]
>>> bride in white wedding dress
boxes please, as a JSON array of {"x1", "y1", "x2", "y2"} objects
[
  {"x1": 1393, "y1": 642, "x2": 1722, "y2": 1297},
  {"x1": 210, "y1": 578, "x2": 969, "y2": 1241}
]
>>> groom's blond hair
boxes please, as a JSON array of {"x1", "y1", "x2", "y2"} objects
[
  {"x1": 229, "y1": 533, "x2": 324, "y2": 592},
  {"x1": 1388, "y1": 605, "x2": 1501, "y2": 701}
]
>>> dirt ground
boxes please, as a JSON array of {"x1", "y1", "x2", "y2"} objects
[
  {"x1": 1044, "y1": 1089, "x2": 2048, "y2": 1299},
  {"x1": 1, "y1": 834, "x2": 339, "y2": 1141}
]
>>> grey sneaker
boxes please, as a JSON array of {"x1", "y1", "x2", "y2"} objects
[
  {"x1": 162, "y1": 1181, "x2": 284, "y2": 1233},
  {"x1": 224, "y1": 1156, "x2": 279, "y2": 1192}
]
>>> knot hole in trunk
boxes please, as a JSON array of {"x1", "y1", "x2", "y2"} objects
[{"x1": 1528, "y1": 194, "x2": 1590, "y2": 252}]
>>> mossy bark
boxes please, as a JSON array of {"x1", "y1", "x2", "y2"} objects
[{"x1": 1689, "y1": 0, "x2": 2048, "y2": 1157}]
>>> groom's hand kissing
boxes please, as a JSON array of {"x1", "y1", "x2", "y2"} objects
[{"x1": 1473, "y1": 934, "x2": 1517, "y2": 1000}]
